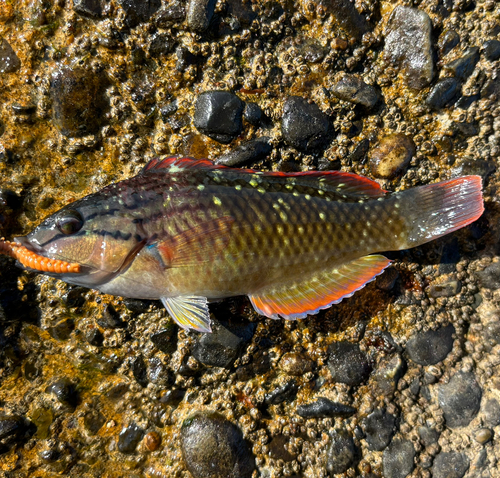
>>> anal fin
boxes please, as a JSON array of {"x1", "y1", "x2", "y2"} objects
[
  {"x1": 249, "y1": 255, "x2": 391, "y2": 320},
  {"x1": 162, "y1": 296, "x2": 211, "y2": 332}
]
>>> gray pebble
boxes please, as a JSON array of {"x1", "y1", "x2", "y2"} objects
[
  {"x1": 484, "y1": 39, "x2": 500, "y2": 61},
  {"x1": 443, "y1": 47, "x2": 480, "y2": 80},
  {"x1": 428, "y1": 280, "x2": 461, "y2": 298},
  {"x1": 438, "y1": 30, "x2": 460, "y2": 56},
  {"x1": 426, "y1": 78, "x2": 461, "y2": 109},
  {"x1": 477, "y1": 263, "x2": 500, "y2": 289},
  {"x1": 265, "y1": 380, "x2": 298, "y2": 405},
  {"x1": 438, "y1": 371, "x2": 482, "y2": 428},
  {"x1": 482, "y1": 398, "x2": 500, "y2": 427},
  {"x1": 382, "y1": 440, "x2": 415, "y2": 478},
  {"x1": 362, "y1": 409, "x2": 397, "y2": 451},
  {"x1": 327, "y1": 341, "x2": 371, "y2": 386},
  {"x1": 187, "y1": 0, "x2": 216, "y2": 32},
  {"x1": 406, "y1": 324, "x2": 455, "y2": 365},
  {"x1": 297, "y1": 397, "x2": 356, "y2": 418},
  {"x1": 330, "y1": 73, "x2": 380, "y2": 109},
  {"x1": 117, "y1": 0, "x2": 161, "y2": 27},
  {"x1": 281, "y1": 96, "x2": 333, "y2": 152},
  {"x1": 194, "y1": 91, "x2": 244, "y2": 144},
  {"x1": 320, "y1": 0, "x2": 369, "y2": 41},
  {"x1": 0, "y1": 37, "x2": 20, "y2": 73},
  {"x1": 118, "y1": 423, "x2": 145, "y2": 454},
  {"x1": 432, "y1": 452, "x2": 469, "y2": 478},
  {"x1": 418, "y1": 426, "x2": 440, "y2": 447},
  {"x1": 149, "y1": 33, "x2": 174, "y2": 58},
  {"x1": 384, "y1": 6, "x2": 434, "y2": 89},
  {"x1": 73, "y1": 0, "x2": 102, "y2": 17},
  {"x1": 215, "y1": 137, "x2": 272, "y2": 167},
  {"x1": 369, "y1": 134, "x2": 415, "y2": 179},
  {"x1": 326, "y1": 429, "x2": 356, "y2": 474},
  {"x1": 181, "y1": 412, "x2": 254, "y2": 478},
  {"x1": 373, "y1": 354, "x2": 406, "y2": 395}
]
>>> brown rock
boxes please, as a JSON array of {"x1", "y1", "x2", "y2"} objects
[
  {"x1": 279, "y1": 352, "x2": 314, "y2": 376},
  {"x1": 369, "y1": 134, "x2": 415, "y2": 179}
]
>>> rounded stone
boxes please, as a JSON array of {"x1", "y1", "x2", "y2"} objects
[
  {"x1": 117, "y1": 0, "x2": 161, "y2": 27},
  {"x1": 181, "y1": 411, "x2": 255, "y2": 478},
  {"x1": 438, "y1": 371, "x2": 482, "y2": 428},
  {"x1": 484, "y1": 39, "x2": 500, "y2": 61},
  {"x1": 144, "y1": 431, "x2": 162, "y2": 451},
  {"x1": 215, "y1": 137, "x2": 272, "y2": 167},
  {"x1": 328, "y1": 341, "x2": 371, "y2": 386},
  {"x1": 382, "y1": 440, "x2": 415, "y2": 478},
  {"x1": 443, "y1": 47, "x2": 480, "y2": 80},
  {"x1": 281, "y1": 96, "x2": 333, "y2": 152},
  {"x1": 326, "y1": 429, "x2": 356, "y2": 474},
  {"x1": 405, "y1": 324, "x2": 455, "y2": 365},
  {"x1": 474, "y1": 428, "x2": 492, "y2": 445},
  {"x1": 46, "y1": 378, "x2": 78, "y2": 408},
  {"x1": 432, "y1": 452, "x2": 469, "y2": 478},
  {"x1": 426, "y1": 78, "x2": 461, "y2": 110},
  {"x1": 369, "y1": 134, "x2": 415, "y2": 179},
  {"x1": 242, "y1": 103, "x2": 263, "y2": 126},
  {"x1": 118, "y1": 423, "x2": 145, "y2": 454},
  {"x1": 194, "y1": 91, "x2": 244, "y2": 144},
  {"x1": 187, "y1": 0, "x2": 216, "y2": 32},
  {"x1": 330, "y1": 73, "x2": 380, "y2": 109},
  {"x1": 0, "y1": 415, "x2": 25, "y2": 441},
  {"x1": 362, "y1": 409, "x2": 397, "y2": 451},
  {"x1": 0, "y1": 37, "x2": 21, "y2": 73},
  {"x1": 279, "y1": 352, "x2": 314, "y2": 376},
  {"x1": 297, "y1": 398, "x2": 356, "y2": 418}
]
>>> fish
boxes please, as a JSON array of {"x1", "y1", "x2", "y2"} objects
[{"x1": 0, "y1": 157, "x2": 484, "y2": 332}]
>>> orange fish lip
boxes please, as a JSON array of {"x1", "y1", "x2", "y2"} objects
[{"x1": 0, "y1": 238, "x2": 81, "y2": 274}]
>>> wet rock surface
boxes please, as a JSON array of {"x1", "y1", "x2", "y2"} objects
[{"x1": 297, "y1": 397, "x2": 356, "y2": 418}]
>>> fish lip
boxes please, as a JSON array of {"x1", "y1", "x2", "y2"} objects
[{"x1": 14, "y1": 236, "x2": 44, "y2": 253}]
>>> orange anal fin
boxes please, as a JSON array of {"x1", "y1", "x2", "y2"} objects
[
  {"x1": 154, "y1": 216, "x2": 234, "y2": 268},
  {"x1": 249, "y1": 255, "x2": 391, "y2": 320}
]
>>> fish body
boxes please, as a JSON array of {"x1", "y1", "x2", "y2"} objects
[{"x1": 12, "y1": 157, "x2": 484, "y2": 332}]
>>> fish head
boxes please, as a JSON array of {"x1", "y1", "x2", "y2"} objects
[{"x1": 15, "y1": 192, "x2": 146, "y2": 288}]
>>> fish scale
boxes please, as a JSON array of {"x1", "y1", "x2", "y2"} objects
[{"x1": 4, "y1": 156, "x2": 484, "y2": 332}]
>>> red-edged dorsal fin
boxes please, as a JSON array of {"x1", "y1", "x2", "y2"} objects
[
  {"x1": 142, "y1": 156, "x2": 385, "y2": 198},
  {"x1": 249, "y1": 255, "x2": 391, "y2": 320},
  {"x1": 152, "y1": 216, "x2": 234, "y2": 268}
]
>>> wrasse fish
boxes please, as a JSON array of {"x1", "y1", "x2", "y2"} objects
[{"x1": 0, "y1": 157, "x2": 484, "y2": 332}]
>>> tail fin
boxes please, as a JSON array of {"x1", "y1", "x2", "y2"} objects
[{"x1": 400, "y1": 176, "x2": 484, "y2": 249}]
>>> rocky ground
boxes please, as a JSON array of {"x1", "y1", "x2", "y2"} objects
[{"x1": 0, "y1": 0, "x2": 499, "y2": 477}]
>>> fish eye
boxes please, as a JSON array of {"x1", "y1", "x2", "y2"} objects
[{"x1": 56, "y1": 210, "x2": 84, "y2": 235}]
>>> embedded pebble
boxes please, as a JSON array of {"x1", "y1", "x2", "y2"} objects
[
  {"x1": 330, "y1": 73, "x2": 380, "y2": 109},
  {"x1": 426, "y1": 78, "x2": 461, "y2": 109},
  {"x1": 321, "y1": 0, "x2": 369, "y2": 41},
  {"x1": 327, "y1": 341, "x2": 371, "y2": 386},
  {"x1": 117, "y1": 0, "x2": 161, "y2": 27},
  {"x1": 432, "y1": 452, "x2": 469, "y2": 478},
  {"x1": 50, "y1": 66, "x2": 107, "y2": 137},
  {"x1": 428, "y1": 280, "x2": 461, "y2": 298},
  {"x1": 362, "y1": 409, "x2": 396, "y2": 451},
  {"x1": 369, "y1": 134, "x2": 415, "y2": 179},
  {"x1": 477, "y1": 263, "x2": 500, "y2": 289},
  {"x1": 484, "y1": 39, "x2": 500, "y2": 61},
  {"x1": 192, "y1": 319, "x2": 255, "y2": 368},
  {"x1": 438, "y1": 30, "x2": 460, "y2": 56},
  {"x1": 181, "y1": 412, "x2": 254, "y2": 478},
  {"x1": 215, "y1": 137, "x2": 272, "y2": 167},
  {"x1": 194, "y1": 91, "x2": 244, "y2": 144},
  {"x1": 0, "y1": 37, "x2": 20, "y2": 73},
  {"x1": 150, "y1": 326, "x2": 177, "y2": 354},
  {"x1": 144, "y1": 431, "x2": 162, "y2": 451},
  {"x1": 443, "y1": 47, "x2": 480, "y2": 80},
  {"x1": 405, "y1": 324, "x2": 455, "y2": 365},
  {"x1": 242, "y1": 103, "x2": 263, "y2": 126},
  {"x1": 118, "y1": 423, "x2": 145, "y2": 454},
  {"x1": 297, "y1": 397, "x2": 356, "y2": 418},
  {"x1": 278, "y1": 351, "x2": 314, "y2": 376},
  {"x1": 438, "y1": 371, "x2": 482, "y2": 428},
  {"x1": 0, "y1": 415, "x2": 25, "y2": 441},
  {"x1": 474, "y1": 428, "x2": 492, "y2": 445},
  {"x1": 73, "y1": 0, "x2": 102, "y2": 17},
  {"x1": 373, "y1": 354, "x2": 405, "y2": 395},
  {"x1": 382, "y1": 440, "x2": 415, "y2": 478},
  {"x1": 281, "y1": 96, "x2": 333, "y2": 152},
  {"x1": 418, "y1": 426, "x2": 440, "y2": 447},
  {"x1": 46, "y1": 378, "x2": 77, "y2": 409},
  {"x1": 85, "y1": 327, "x2": 104, "y2": 347},
  {"x1": 326, "y1": 429, "x2": 356, "y2": 474},
  {"x1": 132, "y1": 355, "x2": 148, "y2": 388},
  {"x1": 482, "y1": 398, "x2": 500, "y2": 427},
  {"x1": 148, "y1": 33, "x2": 174, "y2": 58},
  {"x1": 187, "y1": 0, "x2": 216, "y2": 32},
  {"x1": 384, "y1": 6, "x2": 434, "y2": 89},
  {"x1": 265, "y1": 380, "x2": 298, "y2": 405}
]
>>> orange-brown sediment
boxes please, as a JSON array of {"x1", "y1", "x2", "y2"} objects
[{"x1": 0, "y1": 239, "x2": 80, "y2": 273}]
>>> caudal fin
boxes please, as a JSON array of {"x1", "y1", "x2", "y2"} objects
[{"x1": 401, "y1": 176, "x2": 484, "y2": 248}]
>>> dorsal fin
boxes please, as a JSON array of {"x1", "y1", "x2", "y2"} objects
[{"x1": 142, "y1": 156, "x2": 385, "y2": 198}]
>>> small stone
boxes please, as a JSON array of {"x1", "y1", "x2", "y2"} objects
[
  {"x1": 46, "y1": 378, "x2": 78, "y2": 409},
  {"x1": 281, "y1": 96, "x2": 333, "y2": 152},
  {"x1": 384, "y1": 6, "x2": 434, "y2": 89},
  {"x1": 477, "y1": 263, "x2": 500, "y2": 289},
  {"x1": 418, "y1": 426, "x2": 439, "y2": 447},
  {"x1": 279, "y1": 352, "x2": 314, "y2": 376},
  {"x1": 373, "y1": 354, "x2": 406, "y2": 395},
  {"x1": 482, "y1": 398, "x2": 500, "y2": 427},
  {"x1": 484, "y1": 39, "x2": 500, "y2": 61},
  {"x1": 73, "y1": 0, "x2": 102, "y2": 17},
  {"x1": 432, "y1": 452, "x2": 469, "y2": 478},
  {"x1": 322, "y1": 0, "x2": 369, "y2": 41},
  {"x1": 376, "y1": 268, "x2": 399, "y2": 291},
  {"x1": 326, "y1": 429, "x2": 356, "y2": 474},
  {"x1": 144, "y1": 431, "x2": 162, "y2": 451},
  {"x1": 265, "y1": 380, "x2": 298, "y2": 405},
  {"x1": 0, "y1": 37, "x2": 21, "y2": 73},
  {"x1": 382, "y1": 440, "x2": 415, "y2": 478},
  {"x1": 242, "y1": 103, "x2": 263, "y2": 126},
  {"x1": 215, "y1": 137, "x2": 272, "y2": 167},
  {"x1": 83, "y1": 410, "x2": 105, "y2": 435},
  {"x1": 117, "y1": 0, "x2": 161, "y2": 27},
  {"x1": 181, "y1": 412, "x2": 255, "y2": 478},
  {"x1": 156, "y1": 3, "x2": 186, "y2": 26},
  {"x1": 150, "y1": 326, "x2": 177, "y2": 354},
  {"x1": 297, "y1": 398, "x2": 356, "y2": 418},
  {"x1": 85, "y1": 327, "x2": 104, "y2": 346},
  {"x1": 160, "y1": 389, "x2": 185, "y2": 406},
  {"x1": 406, "y1": 324, "x2": 455, "y2": 365},
  {"x1": 328, "y1": 341, "x2": 371, "y2": 386},
  {"x1": 192, "y1": 319, "x2": 256, "y2": 368},
  {"x1": 132, "y1": 355, "x2": 148, "y2": 388},
  {"x1": 122, "y1": 298, "x2": 153, "y2": 314},
  {"x1": 362, "y1": 409, "x2": 396, "y2": 451},
  {"x1": 0, "y1": 415, "x2": 25, "y2": 441},
  {"x1": 148, "y1": 33, "x2": 174, "y2": 58},
  {"x1": 443, "y1": 47, "x2": 480, "y2": 80},
  {"x1": 118, "y1": 423, "x2": 145, "y2": 454},
  {"x1": 438, "y1": 371, "x2": 481, "y2": 428},
  {"x1": 438, "y1": 30, "x2": 460, "y2": 56},
  {"x1": 474, "y1": 428, "x2": 492, "y2": 445},
  {"x1": 97, "y1": 304, "x2": 124, "y2": 328},
  {"x1": 187, "y1": 0, "x2": 216, "y2": 32},
  {"x1": 49, "y1": 318, "x2": 75, "y2": 341},
  {"x1": 330, "y1": 73, "x2": 380, "y2": 109},
  {"x1": 160, "y1": 100, "x2": 178, "y2": 121},
  {"x1": 369, "y1": 134, "x2": 415, "y2": 179},
  {"x1": 194, "y1": 91, "x2": 244, "y2": 144},
  {"x1": 428, "y1": 280, "x2": 461, "y2": 298},
  {"x1": 426, "y1": 78, "x2": 461, "y2": 109}
]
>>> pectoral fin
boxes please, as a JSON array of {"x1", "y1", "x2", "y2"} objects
[
  {"x1": 249, "y1": 255, "x2": 391, "y2": 320},
  {"x1": 161, "y1": 296, "x2": 212, "y2": 332}
]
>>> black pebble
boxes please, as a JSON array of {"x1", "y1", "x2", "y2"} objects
[
  {"x1": 156, "y1": 3, "x2": 186, "y2": 26},
  {"x1": 46, "y1": 378, "x2": 78, "y2": 409},
  {"x1": 117, "y1": 0, "x2": 161, "y2": 28},
  {"x1": 405, "y1": 324, "x2": 455, "y2": 365},
  {"x1": 194, "y1": 91, "x2": 244, "y2": 144},
  {"x1": 73, "y1": 0, "x2": 102, "y2": 18},
  {"x1": 160, "y1": 388, "x2": 186, "y2": 406},
  {"x1": 324, "y1": 0, "x2": 369, "y2": 41},
  {"x1": 118, "y1": 423, "x2": 145, "y2": 454},
  {"x1": 0, "y1": 415, "x2": 25, "y2": 441},
  {"x1": 326, "y1": 429, "x2": 356, "y2": 474},
  {"x1": 330, "y1": 73, "x2": 380, "y2": 109},
  {"x1": 444, "y1": 47, "x2": 480, "y2": 80},
  {"x1": 187, "y1": 0, "x2": 217, "y2": 32},
  {"x1": 297, "y1": 397, "x2": 356, "y2": 418},
  {"x1": 426, "y1": 78, "x2": 461, "y2": 109},
  {"x1": 282, "y1": 96, "x2": 333, "y2": 152},
  {"x1": 243, "y1": 103, "x2": 263, "y2": 126},
  {"x1": 362, "y1": 409, "x2": 397, "y2": 451},
  {"x1": 432, "y1": 452, "x2": 469, "y2": 478},
  {"x1": 132, "y1": 355, "x2": 148, "y2": 388},
  {"x1": 327, "y1": 341, "x2": 371, "y2": 386},
  {"x1": 122, "y1": 298, "x2": 153, "y2": 314},
  {"x1": 438, "y1": 371, "x2": 482, "y2": 428},
  {"x1": 265, "y1": 380, "x2": 298, "y2": 405},
  {"x1": 438, "y1": 30, "x2": 460, "y2": 56},
  {"x1": 382, "y1": 440, "x2": 415, "y2": 478},
  {"x1": 160, "y1": 101, "x2": 178, "y2": 122},
  {"x1": 0, "y1": 38, "x2": 21, "y2": 73},
  {"x1": 85, "y1": 328, "x2": 104, "y2": 347},
  {"x1": 215, "y1": 137, "x2": 272, "y2": 167},
  {"x1": 97, "y1": 304, "x2": 124, "y2": 328},
  {"x1": 150, "y1": 326, "x2": 177, "y2": 354},
  {"x1": 149, "y1": 33, "x2": 174, "y2": 58},
  {"x1": 484, "y1": 39, "x2": 500, "y2": 61}
]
